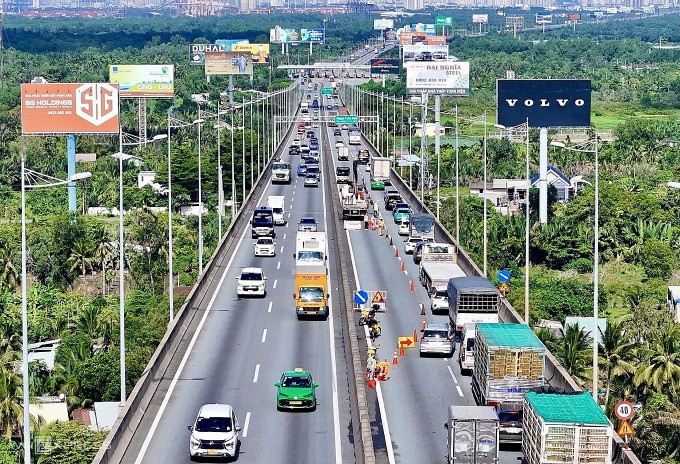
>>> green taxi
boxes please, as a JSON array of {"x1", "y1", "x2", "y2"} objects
[
  {"x1": 370, "y1": 178, "x2": 385, "y2": 190},
  {"x1": 275, "y1": 368, "x2": 318, "y2": 411}
]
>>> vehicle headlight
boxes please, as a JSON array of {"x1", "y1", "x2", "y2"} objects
[
  {"x1": 190, "y1": 436, "x2": 200, "y2": 449},
  {"x1": 225, "y1": 437, "x2": 236, "y2": 448}
]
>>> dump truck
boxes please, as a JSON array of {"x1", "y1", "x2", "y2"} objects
[
  {"x1": 472, "y1": 323, "x2": 547, "y2": 444},
  {"x1": 409, "y1": 213, "x2": 435, "y2": 241},
  {"x1": 523, "y1": 391, "x2": 613, "y2": 464},
  {"x1": 293, "y1": 265, "x2": 329, "y2": 318},
  {"x1": 447, "y1": 277, "x2": 500, "y2": 335},
  {"x1": 446, "y1": 406, "x2": 499, "y2": 464}
]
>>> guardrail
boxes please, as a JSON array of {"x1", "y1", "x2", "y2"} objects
[
  {"x1": 359, "y1": 135, "x2": 641, "y2": 464},
  {"x1": 92, "y1": 92, "x2": 301, "y2": 464}
]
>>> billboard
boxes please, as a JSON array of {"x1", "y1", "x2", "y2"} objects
[
  {"x1": 506, "y1": 16, "x2": 525, "y2": 28},
  {"x1": 496, "y1": 79, "x2": 591, "y2": 128},
  {"x1": 109, "y1": 65, "x2": 174, "y2": 98},
  {"x1": 21, "y1": 83, "x2": 119, "y2": 135},
  {"x1": 398, "y1": 30, "x2": 427, "y2": 45},
  {"x1": 374, "y1": 18, "x2": 394, "y2": 30},
  {"x1": 535, "y1": 14, "x2": 553, "y2": 24},
  {"x1": 231, "y1": 43, "x2": 270, "y2": 64},
  {"x1": 567, "y1": 13, "x2": 582, "y2": 21},
  {"x1": 403, "y1": 44, "x2": 449, "y2": 63},
  {"x1": 472, "y1": 14, "x2": 489, "y2": 24},
  {"x1": 435, "y1": 16, "x2": 452, "y2": 26},
  {"x1": 383, "y1": 28, "x2": 397, "y2": 43},
  {"x1": 269, "y1": 26, "x2": 324, "y2": 43},
  {"x1": 424, "y1": 35, "x2": 446, "y2": 45},
  {"x1": 370, "y1": 58, "x2": 400, "y2": 75},
  {"x1": 205, "y1": 51, "x2": 253, "y2": 76},
  {"x1": 406, "y1": 61, "x2": 469, "y2": 95},
  {"x1": 215, "y1": 39, "x2": 249, "y2": 51},
  {"x1": 410, "y1": 23, "x2": 436, "y2": 35},
  {"x1": 190, "y1": 44, "x2": 225, "y2": 66}
]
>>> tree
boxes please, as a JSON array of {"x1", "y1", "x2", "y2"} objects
[
  {"x1": 0, "y1": 438, "x2": 19, "y2": 464},
  {"x1": 634, "y1": 325, "x2": 680, "y2": 397},
  {"x1": 66, "y1": 240, "x2": 94, "y2": 278},
  {"x1": 598, "y1": 319, "x2": 636, "y2": 407},
  {"x1": 73, "y1": 351, "x2": 119, "y2": 402},
  {"x1": 0, "y1": 242, "x2": 19, "y2": 291},
  {"x1": 639, "y1": 239, "x2": 674, "y2": 280},
  {"x1": 34, "y1": 421, "x2": 107, "y2": 464},
  {"x1": 558, "y1": 323, "x2": 592, "y2": 388},
  {"x1": 92, "y1": 225, "x2": 112, "y2": 296},
  {"x1": 0, "y1": 365, "x2": 34, "y2": 441}
]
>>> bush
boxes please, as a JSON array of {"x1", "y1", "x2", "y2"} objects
[
  {"x1": 34, "y1": 421, "x2": 107, "y2": 464},
  {"x1": 564, "y1": 258, "x2": 594, "y2": 274},
  {"x1": 640, "y1": 239, "x2": 674, "y2": 280},
  {"x1": 74, "y1": 350, "x2": 119, "y2": 402}
]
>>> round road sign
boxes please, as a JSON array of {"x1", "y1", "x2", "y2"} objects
[
  {"x1": 497, "y1": 269, "x2": 511, "y2": 283},
  {"x1": 354, "y1": 290, "x2": 369, "y2": 305},
  {"x1": 614, "y1": 400, "x2": 634, "y2": 421}
]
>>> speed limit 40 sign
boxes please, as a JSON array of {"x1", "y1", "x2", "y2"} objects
[{"x1": 614, "y1": 400, "x2": 635, "y2": 421}]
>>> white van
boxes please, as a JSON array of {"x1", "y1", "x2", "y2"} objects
[
  {"x1": 188, "y1": 403, "x2": 241, "y2": 460},
  {"x1": 267, "y1": 195, "x2": 286, "y2": 225},
  {"x1": 459, "y1": 323, "x2": 476, "y2": 374}
]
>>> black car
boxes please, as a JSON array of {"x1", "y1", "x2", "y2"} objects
[
  {"x1": 333, "y1": 128, "x2": 342, "y2": 136},
  {"x1": 306, "y1": 130, "x2": 315, "y2": 138},
  {"x1": 385, "y1": 194, "x2": 403, "y2": 210},
  {"x1": 289, "y1": 147, "x2": 300, "y2": 156}
]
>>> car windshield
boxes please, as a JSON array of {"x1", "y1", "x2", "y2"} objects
[
  {"x1": 307, "y1": 167, "x2": 320, "y2": 175},
  {"x1": 272, "y1": 208, "x2": 283, "y2": 215},
  {"x1": 465, "y1": 338, "x2": 476, "y2": 351},
  {"x1": 498, "y1": 410, "x2": 523, "y2": 425},
  {"x1": 423, "y1": 330, "x2": 448, "y2": 339},
  {"x1": 300, "y1": 287, "x2": 324, "y2": 302},
  {"x1": 282, "y1": 376, "x2": 311, "y2": 388},
  {"x1": 298, "y1": 251, "x2": 323, "y2": 261},
  {"x1": 337, "y1": 168, "x2": 350, "y2": 175},
  {"x1": 273, "y1": 163, "x2": 289, "y2": 170},
  {"x1": 241, "y1": 272, "x2": 263, "y2": 281},
  {"x1": 195, "y1": 416, "x2": 233, "y2": 433},
  {"x1": 300, "y1": 218, "x2": 316, "y2": 225},
  {"x1": 253, "y1": 211, "x2": 272, "y2": 220},
  {"x1": 435, "y1": 289, "x2": 448, "y2": 298},
  {"x1": 257, "y1": 239, "x2": 273, "y2": 245}
]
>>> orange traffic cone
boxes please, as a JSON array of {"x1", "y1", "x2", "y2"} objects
[
  {"x1": 394, "y1": 247, "x2": 399, "y2": 258},
  {"x1": 389, "y1": 235, "x2": 393, "y2": 245},
  {"x1": 409, "y1": 280, "x2": 415, "y2": 292},
  {"x1": 393, "y1": 351, "x2": 399, "y2": 364},
  {"x1": 398, "y1": 345, "x2": 405, "y2": 356},
  {"x1": 413, "y1": 329, "x2": 419, "y2": 343},
  {"x1": 400, "y1": 262, "x2": 406, "y2": 272},
  {"x1": 421, "y1": 320, "x2": 426, "y2": 331},
  {"x1": 367, "y1": 378, "x2": 376, "y2": 389}
]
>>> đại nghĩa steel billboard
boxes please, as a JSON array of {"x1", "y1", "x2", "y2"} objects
[
  {"x1": 496, "y1": 79, "x2": 591, "y2": 128},
  {"x1": 205, "y1": 51, "x2": 253, "y2": 75},
  {"x1": 109, "y1": 64, "x2": 174, "y2": 98},
  {"x1": 21, "y1": 83, "x2": 119, "y2": 135},
  {"x1": 406, "y1": 61, "x2": 469, "y2": 95}
]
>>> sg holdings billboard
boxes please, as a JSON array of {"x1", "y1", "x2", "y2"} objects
[
  {"x1": 21, "y1": 83, "x2": 119, "y2": 135},
  {"x1": 496, "y1": 79, "x2": 591, "y2": 127},
  {"x1": 109, "y1": 65, "x2": 174, "y2": 98},
  {"x1": 406, "y1": 61, "x2": 470, "y2": 95},
  {"x1": 205, "y1": 51, "x2": 253, "y2": 75},
  {"x1": 231, "y1": 44, "x2": 270, "y2": 64}
]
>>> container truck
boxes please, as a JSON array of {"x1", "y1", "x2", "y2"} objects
[
  {"x1": 472, "y1": 323, "x2": 547, "y2": 444},
  {"x1": 294, "y1": 232, "x2": 326, "y2": 266},
  {"x1": 523, "y1": 391, "x2": 613, "y2": 464},
  {"x1": 447, "y1": 277, "x2": 500, "y2": 334},
  {"x1": 419, "y1": 244, "x2": 465, "y2": 314},
  {"x1": 266, "y1": 196, "x2": 286, "y2": 225},
  {"x1": 337, "y1": 146, "x2": 349, "y2": 161},
  {"x1": 409, "y1": 213, "x2": 435, "y2": 241},
  {"x1": 445, "y1": 406, "x2": 499, "y2": 464},
  {"x1": 371, "y1": 158, "x2": 391, "y2": 186},
  {"x1": 293, "y1": 265, "x2": 329, "y2": 318}
]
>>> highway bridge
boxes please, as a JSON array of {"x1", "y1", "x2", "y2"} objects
[{"x1": 93, "y1": 78, "x2": 641, "y2": 464}]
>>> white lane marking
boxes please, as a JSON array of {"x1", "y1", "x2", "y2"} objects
[
  {"x1": 404, "y1": 270, "x2": 408, "y2": 276},
  {"x1": 273, "y1": 279, "x2": 278, "y2": 289},
  {"x1": 280, "y1": 245, "x2": 285, "y2": 253},
  {"x1": 322, "y1": 134, "x2": 343, "y2": 464},
  {"x1": 133, "y1": 143, "x2": 274, "y2": 464},
  {"x1": 261, "y1": 329, "x2": 267, "y2": 343},
  {"x1": 456, "y1": 385, "x2": 464, "y2": 397},
  {"x1": 242, "y1": 412, "x2": 251, "y2": 438},
  {"x1": 253, "y1": 364, "x2": 260, "y2": 383},
  {"x1": 277, "y1": 261, "x2": 281, "y2": 270},
  {"x1": 347, "y1": 232, "x2": 396, "y2": 464},
  {"x1": 268, "y1": 301, "x2": 273, "y2": 313},
  {"x1": 447, "y1": 365, "x2": 459, "y2": 385},
  {"x1": 283, "y1": 233, "x2": 287, "y2": 240}
]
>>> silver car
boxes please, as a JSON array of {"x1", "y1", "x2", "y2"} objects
[{"x1": 419, "y1": 323, "x2": 453, "y2": 357}]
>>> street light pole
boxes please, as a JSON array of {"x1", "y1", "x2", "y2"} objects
[
  {"x1": 194, "y1": 117, "x2": 205, "y2": 275},
  {"x1": 118, "y1": 125, "x2": 126, "y2": 404},
  {"x1": 167, "y1": 117, "x2": 174, "y2": 322},
  {"x1": 524, "y1": 119, "x2": 530, "y2": 325},
  {"x1": 455, "y1": 105, "x2": 460, "y2": 246},
  {"x1": 217, "y1": 103, "x2": 223, "y2": 239},
  {"x1": 20, "y1": 146, "x2": 29, "y2": 464},
  {"x1": 483, "y1": 111, "x2": 488, "y2": 276}
]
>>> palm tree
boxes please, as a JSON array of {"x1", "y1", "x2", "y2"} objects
[
  {"x1": 558, "y1": 323, "x2": 592, "y2": 388},
  {"x1": 92, "y1": 225, "x2": 112, "y2": 296},
  {"x1": 0, "y1": 365, "x2": 33, "y2": 440},
  {"x1": 634, "y1": 325, "x2": 680, "y2": 397},
  {"x1": 598, "y1": 319, "x2": 636, "y2": 406},
  {"x1": 0, "y1": 242, "x2": 19, "y2": 291},
  {"x1": 67, "y1": 240, "x2": 94, "y2": 278}
]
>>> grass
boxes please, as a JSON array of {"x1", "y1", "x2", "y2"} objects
[{"x1": 599, "y1": 261, "x2": 648, "y2": 319}]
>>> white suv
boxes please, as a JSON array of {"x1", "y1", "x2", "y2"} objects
[
  {"x1": 430, "y1": 286, "x2": 449, "y2": 313},
  {"x1": 188, "y1": 404, "x2": 241, "y2": 460},
  {"x1": 404, "y1": 237, "x2": 421, "y2": 254},
  {"x1": 236, "y1": 267, "x2": 267, "y2": 297}
]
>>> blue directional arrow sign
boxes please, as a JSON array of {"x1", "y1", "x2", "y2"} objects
[
  {"x1": 497, "y1": 270, "x2": 511, "y2": 283},
  {"x1": 354, "y1": 290, "x2": 369, "y2": 305}
]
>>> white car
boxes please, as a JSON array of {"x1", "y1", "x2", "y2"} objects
[
  {"x1": 430, "y1": 286, "x2": 449, "y2": 313},
  {"x1": 188, "y1": 404, "x2": 241, "y2": 460},
  {"x1": 312, "y1": 122, "x2": 320, "y2": 128},
  {"x1": 404, "y1": 237, "x2": 421, "y2": 254},
  {"x1": 254, "y1": 237, "x2": 276, "y2": 257},
  {"x1": 236, "y1": 267, "x2": 267, "y2": 297},
  {"x1": 365, "y1": 163, "x2": 371, "y2": 172},
  {"x1": 398, "y1": 220, "x2": 410, "y2": 236},
  {"x1": 335, "y1": 141, "x2": 345, "y2": 149}
]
